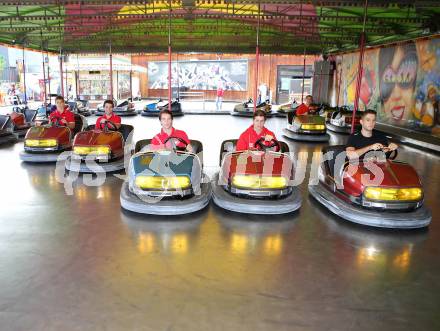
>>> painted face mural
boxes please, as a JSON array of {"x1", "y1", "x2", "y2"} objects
[
  {"x1": 379, "y1": 43, "x2": 418, "y2": 124},
  {"x1": 338, "y1": 37, "x2": 440, "y2": 137}
]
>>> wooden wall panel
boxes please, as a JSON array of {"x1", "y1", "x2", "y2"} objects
[{"x1": 132, "y1": 53, "x2": 319, "y2": 102}]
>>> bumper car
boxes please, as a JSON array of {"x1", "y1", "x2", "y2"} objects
[
  {"x1": 0, "y1": 107, "x2": 37, "y2": 138},
  {"x1": 231, "y1": 98, "x2": 272, "y2": 117},
  {"x1": 282, "y1": 110, "x2": 330, "y2": 142},
  {"x1": 19, "y1": 114, "x2": 87, "y2": 163},
  {"x1": 65, "y1": 122, "x2": 134, "y2": 173},
  {"x1": 120, "y1": 137, "x2": 211, "y2": 215},
  {"x1": 309, "y1": 145, "x2": 431, "y2": 229},
  {"x1": 320, "y1": 105, "x2": 346, "y2": 122},
  {"x1": 34, "y1": 104, "x2": 55, "y2": 125},
  {"x1": 275, "y1": 102, "x2": 297, "y2": 117},
  {"x1": 327, "y1": 108, "x2": 362, "y2": 134},
  {"x1": 212, "y1": 138, "x2": 301, "y2": 214},
  {"x1": 141, "y1": 99, "x2": 183, "y2": 117},
  {"x1": 68, "y1": 100, "x2": 92, "y2": 117},
  {"x1": 0, "y1": 116, "x2": 17, "y2": 145},
  {"x1": 95, "y1": 99, "x2": 137, "y2": 116}
]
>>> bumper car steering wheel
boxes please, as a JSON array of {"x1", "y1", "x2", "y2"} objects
[
  {"x1": 254, "y1": 137, "x2": 281, "y2": 152},
  {"x1": 164, "y1": 136, "x2": 188, "y2": 152},
  {"x1": 102, "y1": 120, "x2": 118, "y2": 132}
]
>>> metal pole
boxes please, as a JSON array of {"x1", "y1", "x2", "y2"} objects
[
  {"x1": 168, "y1": 0, "x2": 172, "y2": 111},
  {"x1": 317, "y1": 62, "x2": 323, "y2": 103},
  {"x1": 65, "y1": 65, "x2": 68, "y2": 100},
  {"x1": 129, "y1": 70, "x2": 133, "y2": 100},
  {"x1": 75, "y1": 54, "x2": 79, "y2": 100},
  {"x1": 109, "y1": 42, "x2": 113, "y2": 100},
  {"x1": 351, "y1": 0, "x2": 368, "y2": 133},
  {"x1": 254, "y1": 1, "x2": 261, "y2": 112},
  {"x1": 41, "y1": 45, "x2": 47, "y2": 106},
  {"x1": 336, "y1": 55, "x2": 343, "y2": 107},
  {"x1": 301, "y1": 45, "x2": 306, "y2": 103},
  {"x1": 22, "y1": 45, "x2": 27, "y2": 104},
  {"x1": 47, "y1": 51, "x2": 51, "y2": 97},
  {"x1": 59, "y1": 49, "x2": 64, "y2": 98}
]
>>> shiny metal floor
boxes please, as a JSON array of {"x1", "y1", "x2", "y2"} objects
[{"x1": 0, "y1": 115, "x2": 439, "y2": 330}]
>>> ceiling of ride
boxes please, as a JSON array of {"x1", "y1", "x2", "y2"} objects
[{"x1": 0, "y1": 1, "x2": 439, "y2": 55}]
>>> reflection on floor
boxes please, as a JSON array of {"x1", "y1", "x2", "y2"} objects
[{"x1": 0, "y1": 115, "x2": 439, "y2": 330}]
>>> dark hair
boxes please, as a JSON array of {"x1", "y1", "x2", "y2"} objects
[
  {"x1": 361, "y1": 109, "x2": 377, "y2": 118},
  {"x1": 55, "y1": 95, "x2": 65, "y2": 103},
  {"x1": 103, "y1": 99, "x2": 114, "y2": 107},
  {"x1": 306, "y1": 95, "x2": 313, "y2": 99},
  {"x1": 253, "y1": 109, "x2": 267, "y2": 120},
  {"x1": 159, "y1": 109, "x2": 173, "y2": 120}
]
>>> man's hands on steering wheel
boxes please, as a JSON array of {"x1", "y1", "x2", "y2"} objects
[
  {"x1": 254, "y1": 137, "x2": 281, "y2": 152},
  {"x1": 51, "y1": 117, "x2": 67, "y2": 127},
  {"x1": 163, "y1": 136, "x2": 192, "y2": 152},
  {"x1": 364, "y1": 144, "x2": 398, "y2": 161},
  {"x1": 101, "y1": 119, "x2": 118, "y2": 132}
]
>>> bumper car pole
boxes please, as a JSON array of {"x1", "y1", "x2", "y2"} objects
[
  {"x1": 253, "y1": 2, "x2": 261, "y2": 113},
  {"x1": 301, "y1": 46, "x2": 306, "y2": 103},
  {"x1": 75, "y1": 55, "x2": 80, "y2": 100},
  {"x1": 351, "y1": 0, "x2": 368, "y2": 134},
  {"x1": 129, "y1": 69, "x2": 133, "y2": 101},
  {"x1": 22, "y1": 45, "x2": 27, "y2": 104},
  {"x1": 168, "y1": 0, "x2": 172, "y2": 112},
  {"x1": 109, "y1": 42, "x2": 113, "y2": 100},
  {"x1": 336, "y1": 55, "x2": 343, "y2": 107},
  {"x1": 59, "y1": 48, "x2": 64, "y2": 99},
  {"x1": 47, "y1": 50, "x2": 51, "y2": 97},
  {"x1": 317, "y1": 60, "x2": 323, "y2": 104},
  {"x1": 40, "y1": 33, "x2": 47, "y2": 107}
]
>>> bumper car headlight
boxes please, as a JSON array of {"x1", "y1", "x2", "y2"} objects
[
  {"x1": 25, "y1": 139, "x2": 57, "y2": 147},
  {"x1": 232, "y1": 175, "x2": 287, "y2": 189},
  {"x1": 301, "y1": 124, "x2": 325, "y2": 130},
  {"x1": 73, "y1": 146, "x2": 111, "y2": 155},
  {"x1": 364, "y1": 187, "x2": 422, "y2": 201},
  {"x1": 135, "y1": 176, "x2": 191, "y2": 190}
]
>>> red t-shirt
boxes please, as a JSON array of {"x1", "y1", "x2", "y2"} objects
[
  {"x1": 151, "y1": 127, "x2": 190, "y2": 150},
  {"x1": 296, "y1": 103, "x2": 310, "y2": 115},
  {"x1": 236, "y1": 125, "x2": 276, "y2": 151},
  {"x1": 95, "y1": 113, "x2": 121, "y2": 130},
  {"x1": 49, "y1": 108, "x2": 75, "y2": 125}
]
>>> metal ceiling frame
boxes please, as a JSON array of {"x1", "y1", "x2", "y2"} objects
[{"x1": 0, "y1": 1, "x2": 437, "y2": 54}]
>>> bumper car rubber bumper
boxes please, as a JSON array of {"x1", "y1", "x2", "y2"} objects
[
  {"x1": 308, "y1": 183, "x2": 432, "y2": 229},
  {"x1": 141, "y1": 111, "x2": 160, "y2": 117},
  {"x1": 14, "y1": 129, "x2": 29, "y2": 138},
  {"x1": 0, "y1": 133, "x2": 17, "y2": 145},
  {"x1": 95, "y1": 109, "x2": 137, "y2": 116},
  {"x1": 113, "y1": 111, "x2": 137, "y2": 117},
  {"x1": 282, "y1": 128, "x2": 330, "y2": 142},
  {"x1": 120, "y1": 176, "x2": 212, "y2": 215},
  {"x1": 211, "y1": 174, "x2": 301, "y2": 214},
  {"x1": 19, "y1": 150, "x2": 63, "y2": 163},
  {"x1": 275, "y1": 111, "x2": 288, "y2": 117},
  {"x1": 231, "y1": 110, "x2": 273, "y2": 117},
  {"x1": 326, "y1": 123, "x2": 351, "y2": 134},
  {"x1": 65, "y1": 155, "x2": 126, "y2": 173}
]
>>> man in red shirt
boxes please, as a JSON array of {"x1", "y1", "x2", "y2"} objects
[
  {"x1": 236, "y1": 109, "x2": 277, "y2": 151},
  {"x1": 150, "y1": 110, "x2": 193, "y2": 152},
  {"x1": 48, "y1": 96, "x2": 75, "y2": 129},
  {"x1": 95, "y1": 99, "x2": 121, "y2": 130},
  {"x1": 296, "y1": 95, "x2": 314, "y2": 116}
]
